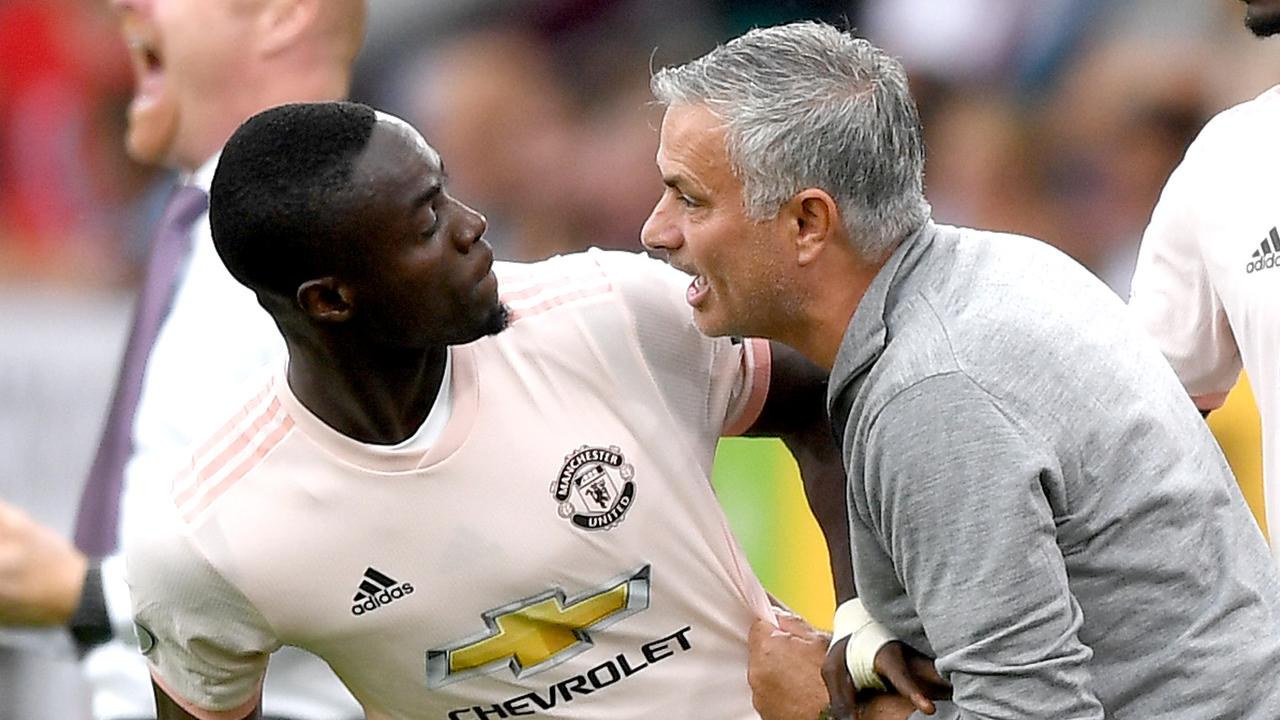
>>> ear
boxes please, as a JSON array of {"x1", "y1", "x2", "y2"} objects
[
  {"x1": 296, "y1": 277, "x2": 353, "y2": 323},
  {"x1": 256, "y1": 0, "x2": 318, "y2": 57},
  {"x1": 782, "y1": 189, "x2": 840, "y2": 267}
]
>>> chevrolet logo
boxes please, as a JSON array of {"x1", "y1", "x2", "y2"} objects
[{"x1": 426, "y1": 566, "x2": 651, "y2": 688}]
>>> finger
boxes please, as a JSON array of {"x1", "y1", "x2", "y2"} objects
[
  {"x1": 748, "y1": 618, "x2": 776, "y2": 649},
  {"x1": 875, "y1": 644, "x2": 935, "y2": 715},
  {"x1": 906, "y1": 655, "x2": 953, "y2": 698},
  {"x1": 775, "y1": 611, "x2": 813, "y2": 636},
  {"x1": 823, "y1": 637, "x2": 857, "y2": 717}
]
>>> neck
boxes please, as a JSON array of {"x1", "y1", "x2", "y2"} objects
[
  {"x1": 285, "y1": 335, "x2": 448, "y2": 445},
  {"x1": 788, "y1": 258, "x2": 882, "y2": 371}
]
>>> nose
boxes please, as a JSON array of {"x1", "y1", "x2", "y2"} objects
[
  {"x1": 455, "y1": 200, "x2": 488, "y2": 250},
  {"x1": 110, "y1": 0, "x2": 139, "y2": 13},
  {"x1": 641, "y1": 198, "x2": 680, "y2": 253}
]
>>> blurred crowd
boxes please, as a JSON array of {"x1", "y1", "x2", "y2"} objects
[{"x1": 3, "y1": 0, "x2": 1279, "y2": 293}]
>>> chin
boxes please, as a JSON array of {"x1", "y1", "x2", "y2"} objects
[
  {"x1": 481, "y1": 303, "x2": 512, "y2": 337},
  {"x1": 125, "y1": 133, "x2": 164, "y2": 165},
  {"x1": 691, "y1": 310, "x2": 741, "y2": 340},
  {"x1": 124, "y1": 122, "x2": 177, "y2": 166},
  {"x1": 455, "y1": 303, "x2": 511, "y2": 345}
]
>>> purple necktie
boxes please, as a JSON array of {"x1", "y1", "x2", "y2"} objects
[{"x1": 73, "y1": 184, "x2": 208, "y2": 556}]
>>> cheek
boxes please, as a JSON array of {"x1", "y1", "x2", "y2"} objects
[
  {"x1": 167, "y1": 11, "x2": 242, "y2": 85},
  {"x1": 725, "y1": 229, "x2": 784, "y2": 294},
  {"x1": 686, "y1": 218, "x2": 732, "y2": 262}
]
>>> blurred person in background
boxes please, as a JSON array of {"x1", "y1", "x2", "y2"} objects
[
  {"x1": 0, "y1": 0, "x2": 367, "y2": 718},
  {"x1": 0, "y1": 0, "x2": 160, "y2": 283},
  {"x1": 1038, "y1": 37, "x2": 1207, "y2": 295},
  {"x1": 388, "y1": 0, "x2": 860, "y2": 264},
  {"x1": 395, "y1": 1, "x2": 722, "y2": 262},
  {"x1": 404, "y1": 25, "x2": 585, "y2": 261},
  {"x1": 914, "y1": 89, "x2": 1051, "y2": 244},
  {"x1": 1130, "y1": 0, "x2": 1280, "y2": 560}
]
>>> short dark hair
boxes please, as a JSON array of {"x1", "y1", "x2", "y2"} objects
[{"x1": 210, "y1": 101, "x2": 378, "y2": 298}]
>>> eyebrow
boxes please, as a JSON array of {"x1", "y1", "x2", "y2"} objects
[
  {"x1": 413, "y1": 179, "x2": 444, "y2": 209},
  {"x1": 662, "y1": 173, "x2": 707, "y2": 199}
]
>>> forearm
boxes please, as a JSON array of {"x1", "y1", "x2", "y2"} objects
[
  {"x1": 885, "y1": 495, "x2": 1103, "y2": 717},
  {"x1": 779, "y1": 428, "x2": 855, "y2": 601},
  {"x1": 748, "y1": 343, "x2": 855, "y2": 601}
]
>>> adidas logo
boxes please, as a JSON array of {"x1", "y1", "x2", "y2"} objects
[
  {"x1": 351, "y1": 567, "x2": 414, "y2": 616},
  {"x1": 1246, "y1": 227, "x2": 1280, "y2": 274}
]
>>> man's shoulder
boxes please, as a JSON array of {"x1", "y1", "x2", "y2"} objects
[
  {"x1": 1210, "y1": 85, "x2": 1280, "y2": 131},
  {"x1": 493, "y1": 250, "x2": 622, "y2": 321},
  {"x1": 495, "y1": 249, "x2": 680, "y2": 296},
  {"x1": 865, "y1": 228, "x2": 1111, "y2": 410},
  {"x1": 1184, "y1": 86, "x2": 1280, "y2": 162},
  {"x1": 492, "y1": 249, "x2": 695, "y2": 336},
  {"x1": 494, "y1": 248, "x2": 668, "y2": 276},
  {"x1": 882, "y1": 227, "x2": 1058, "y2": 356},
  {"x1": 165, "y1": 372, "x2": 289, "y2": 523}
]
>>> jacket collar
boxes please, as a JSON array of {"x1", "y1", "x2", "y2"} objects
[{"x1": 826, "y1": 221, "x2": 938, "y2": 415}]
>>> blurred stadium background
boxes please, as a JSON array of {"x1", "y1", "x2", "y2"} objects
[{"x1": 0, "y1": 0, "x2": 1272, "y2": 715}]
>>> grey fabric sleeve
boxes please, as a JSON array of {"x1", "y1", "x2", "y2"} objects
[{"x1": 861, "y1": 373, "x2": 1105, "y2": 720}]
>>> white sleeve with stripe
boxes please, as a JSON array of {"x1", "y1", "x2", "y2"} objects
[
  {"x1": 125, "y1": 494, "x2": 280, "y2": 720},
  {"x1": 1129, "y1": 137, "x2": 1241, "y2": 411},
  {"x1": 588, "y1": 249, "x2": 771, "y2": 436}
]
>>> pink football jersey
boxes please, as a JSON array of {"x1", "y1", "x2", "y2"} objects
[{"x1": 128, "y1": 250, "x2": 775, "y2": 720}]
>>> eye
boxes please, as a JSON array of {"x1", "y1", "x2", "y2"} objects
[
  {"x1": 668, "y1": 186, "x2": 698, "y2": 208},
  {"x1": 420, "y1": 209, "x2": 440, "y2": 239}
]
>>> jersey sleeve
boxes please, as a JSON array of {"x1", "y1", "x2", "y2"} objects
[
  {"x1": 1129, "y1": 132, "x2": 1241, "y2": 411},
  {"x1": 588, "y1": 249, "x2": 771, "y2": 436},
  {"x1": 125, "y1": 498, "x2": 280, "y2": 720}
]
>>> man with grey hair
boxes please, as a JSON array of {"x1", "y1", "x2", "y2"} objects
[{"x1": 643, "y1": 20, "x2": 1280, "y2": 720}]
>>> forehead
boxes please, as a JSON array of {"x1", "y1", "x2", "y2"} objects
[
  {"x1": 357, "y1": 114, "x2": 444, "y2": 187},
  {"x1": 656, "y1": 104, "x2": 734, "y2": 183},
  {"x1": 377, "y1": 112, "x2": 440, "y2": 161}
]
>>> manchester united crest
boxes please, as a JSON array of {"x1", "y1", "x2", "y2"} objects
[{"x1": 551, "y1": 445, "x2": 636, "y2": 531}]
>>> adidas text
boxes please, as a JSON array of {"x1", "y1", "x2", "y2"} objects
[
  {"x1": 1247, "y1": 254, "x2": 1278, "y2": 274},
  {"x1": 352, "y1": 583, "x2": 415, "y2": 615},
  {"x1": 1246, "y1": 227, "x2": 1280, "y2": 273}
]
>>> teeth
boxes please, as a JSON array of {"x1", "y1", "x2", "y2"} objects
[{"x1": 693, "y1": 275, "x2": 708, "y2": 289}]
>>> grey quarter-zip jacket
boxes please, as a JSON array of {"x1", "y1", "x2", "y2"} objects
[{"x1": 829, "y1": 221, "x2": 1280, "y2": 719}]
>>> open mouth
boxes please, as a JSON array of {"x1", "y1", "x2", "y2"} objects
[
  {"x1": 667, "y1": 260, "x2": 710, "y2": 308},
  {"x1": 685, "y1": 273, "x2": 710, "y2": 307},
  {"x1": 124, "y1": 33, "x2": 166, "y2": 107}
]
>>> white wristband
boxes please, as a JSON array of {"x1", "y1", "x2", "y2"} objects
[{"x1": 830, "y1": 598, "x2": 894, "y2": 692}]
